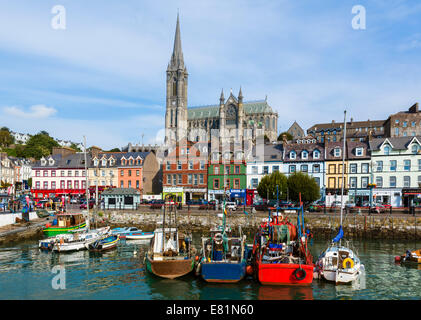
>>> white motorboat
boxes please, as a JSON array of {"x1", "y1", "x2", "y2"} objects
[
  {"x1": 39, "y1": 227, "x2": 110, "y2": 252},
  {"x1": 315, "y1": 111, "x2": 365, "y2": 285},
  {"x1": 111, "y1": 227, "x2": 154, "y2": 240}
]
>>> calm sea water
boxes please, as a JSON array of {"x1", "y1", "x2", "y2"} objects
[{"x1": 0, "y1": 235, "x2": 420, "y2": 300}]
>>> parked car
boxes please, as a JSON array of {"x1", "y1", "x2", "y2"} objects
[
  {"x1": 345, "y1": 201, "x2": 356, "y2": 208},
  {"x1": 199, "y1": 202, "x2": 215, "y2": 210},
  {"x1": 70, "y1": 198, "x2": 79, "y2": 204},
  {"x1": 80, "y1": 200, "x2": 95, "y2": 209},
  {"x1": 150, "y1": 200, "x2": 165, "y2": 209},
  {"x1": 330, "y1": 201, "x2": 343, "y2": 208},
  {"x1": 225, "y1": 202, "x2": 237, "y2": 211},
  {"x1": 36, "y1": 200, "x2": 49, "y2": 209},
  {"x1": 370, "y1": 204, "x2": 386, "y2": 214}
]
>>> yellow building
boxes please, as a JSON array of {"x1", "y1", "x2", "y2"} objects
[{"x1": 325, "y1": 142, "x2": 348, "y2": 194}]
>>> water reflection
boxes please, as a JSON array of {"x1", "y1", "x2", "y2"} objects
[{"x1": 257, "y1": 285, "x2": 313, "y2": 300}]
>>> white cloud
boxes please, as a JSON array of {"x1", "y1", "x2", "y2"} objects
[{"x1": 3, "y1": 104, "x2": 57, "y2": 118}]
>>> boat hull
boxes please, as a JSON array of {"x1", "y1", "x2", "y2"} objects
[
  {"x1": 43, "y1": 222, "x2": 86, "y2": 237},
  {"x1": 256, "y1": 262, "x2": 314, "y2": 286},
  {"x1": 201, "y1": 261, "x2": 246, "y2": 283},
  {"x1": 88, "y1": 235, "x2": 119, "y2": 252},
  {"x1": 145, "y1": 253, "x2": 194, "y2": 279},
  {"x1": 124, "y1": 232, "x2": 154, "y2": 240}
]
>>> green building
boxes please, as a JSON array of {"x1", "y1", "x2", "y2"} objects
[{"x1": 207, "y1": 162, "x2": 247, "y2": 204}]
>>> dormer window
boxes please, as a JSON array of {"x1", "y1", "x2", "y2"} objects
[
  {"x1": 313, "y1": 150, "x2": 320, "y2": 159},
  {"x1": 102, "y1": 159, "x2": 107, "y2": 166},
  {"x1": 93, "y1": 159, "x2": 99, "y2": 166},
  {"x1": 41, "y1": 158, "x2": 47, "y2": 166},
  {"x1": 355, "y1": 147, "x2": 364, "y2": 156},
  {"x1": 48, "y1": 158, "x2": 54, "y2": 166},
  {"x1": 384, "y1": 145, "x2": 391, "y2": 155},
  {"x1": 334, "y1": 148, "x2": 341, "y2": 157},
  {"x1": 301, "y1": 151, "x2": 308, "y2": 160},
  {"x1": 412, "y1": 144, "x2": 419, "y2": 154},
  {"x1": 290, "y1": 151, "x2": 296, "y2": 160}
]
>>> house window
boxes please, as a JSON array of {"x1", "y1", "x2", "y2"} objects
[
  {"x1": 178, "y1": 174, "x2": 182, "y2": 185},
  {"x1": 412, "y1": 145, "x2": 419, "y2": 154},
  {"x1": 329, "y1": 164, "x2": 336, "y2": 174},
  {"x1": 177, "y1": 161, "x2": 182, "y2": 170},
  {"x1": 43, "y1": 181, "x2": 48, "y2": 189},
  {"x1": 350, "y1": 177, "x2": 357, "y2": 188},
  {"x1": 188, "y1": 174, "x2": 192, "y2": 184},
  {"x1": 200, "y1": 160, "x2": 205, "y2": 170},
  {"x1": 173, "y1": 175, "x2": 177, "y2": 185},
  {"x1": 313, "y1": 150, "x2": 320, "y2": 159},
  {"x1": 120, "y1": 170, "x2": 124, "y2": 176},
  {"x1": 167, "y1": 174, "x2": 171, "y2": 184},
  {"x1": 74, "y1": 181, "x2": 79, "y2": 189},
  {"x1": 302, "y1": 151, "x2": 308, "y2": 159},
  {"x1": 213, "y1": 179, "x2": 220, "y2": 189},
  {"x1": 390, "y1": 176, "x2": 397, "y2": 188},
  {"x1": 404, "y1": 160, "x2": 411, "y2": 171},
  {"x1": 404, "y1": 176, "x2": 411, "y2": 187},
  {"x1": 51, "y1": 170, "x2": 56, "y2": 177},
  {"x1": 273, "y1": 166, "x2": 279, "y2": 172},
  {"x1": 395, "y1": 128, "x2": 399, "y2": 136},
  {"x1": 136, "y1": 170, "x2": 139, "y2": 176},
  {"x1": 334, "y1": 148, "x2": 341, "y2": 157},
  {"x1": 35, "y1": 181, "x2": 40, "y2": 189},
  {"x1": 251, "y1": 178, "x2": 258, "y2": 188},
  {"x1": 194, "y1": 174, "x2": 198, "y2": 185},
  {"x1": 128, "y1": 181, "x2": 132, "y2": 188},
  {"x1": 290, "y1": 151, "x2": 296, "y2": 160},
  {"x1": 418, "y1": 159, "x2": 421, "y2": 171},
  {"x1": 189, "y1": 161, "x2": 193, "y2": 170},
  {"x1": 313, "y1": 165, "x2": 320, "y2": 173},
  {"x1": 136, "y1": 180, "x2": 140, "y2": 189},
  {"x1": 390, "y1": 160, "x2": 397, "y2": 172},
  {"x1": 355, "y1": 148, "x2": 363, "y2": 156},
  {"x1": 361, "y1": 177, "x2": 369, "y2": 188},
  {"x1": 43, "y1": 170, "x2": 48, "y2": 177},
  {"x1": 60, "y1": 180, "x2": 65, "y2": 189},
  {"x1": 199, "y1": 174, "x2": 204, "y2": 184},
  {"x1": 36, "y1": 171, "x2": 40, "y2": 177},
  {"x1": 376, "y1": 161, "x2": 383, "y2": 172},
  {"x1": 225, "y1": 165, "x2": 230, "y2": 175},
  {"x1": 361, "y1": 163, "x2": 369, "y2": 173},
  {"x1": 214, "y1": 166, "x2": 220, "y2": 175},
  {"x1": 252, "y1": 166, "x2": 258, "y2": 174},
  {"x1": 403, "y1": 121, "x2": 408, "y2": 127},
  {"x1": 68, "y1": 171, "x2": 72, "y2": 177},
  {"x1": 289, "y1": 165, "x2": 296, "y2": 173},
  {"x1": 314, "y1": 177, "x2": 320, "y2": 186},
  {"x1": 166, "y1": 161, "x2": 171, "y2": 170},
  {"x1": 301, "y1": 165, "x2": 308, "y2": 172},
  {"x1": 263, "y1": 166, "x2": 269, "y2": 174},
  {"x1": 67, "y1": 181, "x2": 72, "y2": 189},
  {"x1": 120, "y1": 181, "x2": 124, "y2": 188},
  {"x1": 350, "y1": 164, "x2": 357, "y2": 174},
  {"x1": 328, "y1": 177, "x2": 335, "y2": 189},
  {"x1": 61, "y1": 170, "x2": 65, "y2": 176},
  {"x1": 375, "y1": 176, "x2": 383, "y2": 188},
  {"x1": 128, "y1": 170, "x2": 132, "y2": 177},
  {"x1": 235, "y1": 165, "x2": 240, "y2": 174},
  {"x1": 234, "y1": 179, "x2": 240, "y2": 189}
]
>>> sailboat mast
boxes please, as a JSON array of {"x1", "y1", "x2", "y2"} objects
[
  {"x1": 83, "y1": 136, "x2": 90, "y2": 230},
  {"x1": 340, "y1": 110, "x2": 347, "y2": 227}
]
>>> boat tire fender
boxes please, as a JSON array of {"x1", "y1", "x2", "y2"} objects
[{"x1": 293, "y1": 267, "x2": 306, "y2": 281}]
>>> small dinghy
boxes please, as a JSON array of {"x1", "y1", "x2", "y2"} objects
[
  {"x1": 88, "y1": 234, "x2": 119, "y2": 252},
  {"x1": 395, "y1": 249, "x2": 421, "y2": 264}
]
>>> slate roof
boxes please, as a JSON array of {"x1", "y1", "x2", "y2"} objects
[
  {"x1": 187, "y1": 100, "x2": 276, "y2": 120},
  {"x1": 369, "y1": 136, "x2": 421, "y2": 151},
  {"x1": 283, "y1": 142, "x2": 325, "y2": 162}
]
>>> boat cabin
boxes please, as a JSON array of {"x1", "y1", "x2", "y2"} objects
[{"x1": 56, "y1": 213, "x2": 84, "y2": 228}]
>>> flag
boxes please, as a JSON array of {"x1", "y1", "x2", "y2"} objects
[{"x1": 332, "y1": 225, "x2": 344, "y2": 243}]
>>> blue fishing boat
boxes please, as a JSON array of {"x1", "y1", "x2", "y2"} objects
[
  {"x1": 111, "y1": 227, "x2": 154, "y2": 240},
  {"x1": 196, "y1": 205, "x2": 248, "y2": 283},
  {"x1": 87, "y1": 234, "x2": 119, "y2": 252}
]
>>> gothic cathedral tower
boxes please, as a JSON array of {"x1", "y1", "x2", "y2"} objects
[{"x1": 165, "y1": 14, "x2": 188, "y2": 144}]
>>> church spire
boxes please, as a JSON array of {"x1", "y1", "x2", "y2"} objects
[
  {"x1": 220, "y1": 88, "x2": 225, "y2": 104},
  {"x1": 169, "y1": 13, "x2": 184, "y2": 70},
  {"x1": 238, "y1": 86, "x2": 243, "y2": 103}
]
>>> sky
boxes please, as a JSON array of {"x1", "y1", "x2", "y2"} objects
[{"x1": 0, "y1": 0, "x2": 420, "y2": 150}]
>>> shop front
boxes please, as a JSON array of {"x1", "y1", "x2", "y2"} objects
[
  {"x1": 208, "y1": 189, "x2": 225, "y2": 203},
  {"x1": 402, "y1": 188, "x2": 421, "y2": 208},
  {"x1": 162, "y1": 187, "x2": 184, "y2": 204},
  {"x1": 246, "y1": 189, "x2": 257, "y2": 205},
  {"x1": 348, "y1": 189, "x2": 370, "y2": 206},
  {"x1": 184, "y1": 188, "x2": 207, "y2": 202},
  {"x1": 372, "y1": 188, "x2": 401, "y2": 207},
  {"x1": 229, "y1": 189, "x2": 246, "y2": 205}
]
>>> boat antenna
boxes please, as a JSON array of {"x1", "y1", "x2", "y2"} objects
[{"x1": 339, "y1": 110, "x2": 347, "y2": 245}]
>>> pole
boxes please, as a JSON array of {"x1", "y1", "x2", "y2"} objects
[
  {"x1": 340, "y1": 110, "x2": 346, "y2": 228},
  {"x1": 83, "y1": 136, "x2": 90, "y2": 230}
]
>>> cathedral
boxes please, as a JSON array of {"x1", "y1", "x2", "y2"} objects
[{"x1": 164, "y1": 14, "x2": 279, "y2": 145}]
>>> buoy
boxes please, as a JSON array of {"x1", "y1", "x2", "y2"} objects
[
  {"x1": 45, "y1": 223, "x2": 51, "y2": 228},
  {"x1": 246, "y1": 265, "x2": 253, "y2": 275},
  {"x1": 195, "y1": 255, "x2": 199, "y2": 261},
  {"x1": 394, "y1": 256, "x2": 401, "y2": 263}
]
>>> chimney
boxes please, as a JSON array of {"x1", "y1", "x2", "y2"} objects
[
  {"x1": 90, "y1": 146, "x2": 102, "y2": 158},
  {"x1": 350, "y1": 117, "x2": 354, "y2": 123},
  {"x1": 332, "y1": 120, "x2": 335, "y2": 124},
  {"x1": 52, "y1": 146, "x2": 75, "y2": 157},
  {"x1": 409, "y1": 102, "x2": 419, "y2": 114}
]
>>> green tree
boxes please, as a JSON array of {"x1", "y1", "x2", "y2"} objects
[
  {"x1": 0, "y1": 127, "x2": 14, "y2": 148},
  {"x1": 257, "y1": 171, "x2": 288, "y2": 200},
  {"x1": 70, "y1": 143, "x2": 82, "y2": 152},
  {"x1": 287, "y1": 171, "x2": 320, "y2": 204},
  {"x1": 23, "y1": 131, "x2": 59, "y2": 159},
  {"x1": 108, "y1": 148, "x2": 121, "y2": 152},
  {"x1": 277, "y1": 131, "x2": 293, "y2": 141}
]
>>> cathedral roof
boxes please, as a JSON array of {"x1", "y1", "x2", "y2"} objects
[{"x1": 187, "y1": 100, "x2": 275, "y2": 120}]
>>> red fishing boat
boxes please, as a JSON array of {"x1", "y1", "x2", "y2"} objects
[{"x1": 251, "y1": 202, "x2": 314, "y2": 286}]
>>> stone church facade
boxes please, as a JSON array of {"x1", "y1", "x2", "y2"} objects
[{"x1": 165, "y1": 15, "x2": 278, "y2": 145}]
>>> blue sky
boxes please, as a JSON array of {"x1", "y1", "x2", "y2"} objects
[{"x1": 0, "y1": 0, "x2": 420, "y2": 149}]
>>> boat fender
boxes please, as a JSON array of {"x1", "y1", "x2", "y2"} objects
[
  {"x1": 293, "y1": 268, "x2": 306, "y2": 281},
  {"x1": 246, "y1": 265, "x2": 253, "y2": 276},
  {"x1": 342, "y1": 258, "x2": 354, "y2": 269},
  {"x1": 394, "y1": 256, "x2": 401, "y2": 263}
]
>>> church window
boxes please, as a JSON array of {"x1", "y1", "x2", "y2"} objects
[{"x1": 172, "y1": 79, "x2": 177, "y2": 96}]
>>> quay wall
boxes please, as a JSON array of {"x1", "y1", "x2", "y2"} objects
[
  {"x1": 0, "y1": 212, "x2": 38, "y2": 228},
  {"x1": 99, "y1": 210, "x2": 421, "y2": 240}
]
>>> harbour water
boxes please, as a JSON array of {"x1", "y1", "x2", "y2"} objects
[{"x1": 0, "y1": 236, "x2": 420, "y2": 300}]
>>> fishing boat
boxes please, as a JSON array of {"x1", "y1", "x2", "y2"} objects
[
  {"x1": 112, "y1": 227, "x2": 154, "y2": 240},
  {"x1": 395, "y1": 249, "x2": 421, "y2": 264},
  {"x1": 144, "y1": 196, "x2": 194, "y2": 279},
  {"x1": 43, "y1": 212, "x2": 87, "y2": 237},
  {"x1": 314, "y1": 110, "x2": 365, "y2": 285},
  {"x1": 87, "y1": 234, "x2": 119, "y2": 252},
  {"x1": 251, "y1": 204, "x2": 314, "y2": 286},
  {"x1": 196, "y1": 203, "x2": 248, "y2": 283}
]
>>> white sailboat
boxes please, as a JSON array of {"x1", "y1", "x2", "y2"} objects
[{"x1": 315, "y1": 110, "x2": 365, "y2": 284}]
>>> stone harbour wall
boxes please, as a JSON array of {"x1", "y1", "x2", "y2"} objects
[{"x1": 98, "y1": 210, "x2": 421, "y2": 240}]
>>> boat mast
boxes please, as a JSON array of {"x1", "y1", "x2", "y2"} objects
[
  {"x1": 84, "y1": 135, "x2": 90, "y2": 230},
  {"x1": 340, "y1": 110, "x2": 347, "y2": 242}
]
